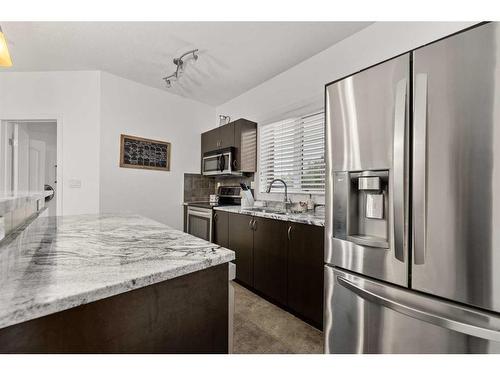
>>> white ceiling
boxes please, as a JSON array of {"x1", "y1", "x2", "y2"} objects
[{"x1": 2, "y1": 22, "x2": 371, "y2": 106}]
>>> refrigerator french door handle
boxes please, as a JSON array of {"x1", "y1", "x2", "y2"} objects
[
  {"x1": 413, "y1": 73, "x2": 428, "y2": 265},
  {"x1": 337, "y1": 275, "x2": 500, "y2": 342},
  {"x1": 392, "y1": 78, "x2": 407, "y2": 262}
]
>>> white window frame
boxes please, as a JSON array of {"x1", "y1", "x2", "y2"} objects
[{"x1": 259, "y1": 111, "x2": 325, "y2": 195}]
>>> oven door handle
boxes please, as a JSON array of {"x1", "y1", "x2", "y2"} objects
[{"x1": 187, "y1": 207, "x2": 213, "y2": 219}]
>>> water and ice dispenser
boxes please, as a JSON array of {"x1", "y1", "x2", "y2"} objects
[{"x1": 332, "y1": 170, "x2": 389, "y2": 249}]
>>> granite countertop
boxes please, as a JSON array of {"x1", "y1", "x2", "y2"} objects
[
  {"x1": 0, "y1": 191, "x2": 53, "y2": 216},
  {"x1": 213, "y1": 205, "x2": 325, "y2": 227},
  {"x1": 0, "y1": 213, "x2": 234, "y2": 330}
]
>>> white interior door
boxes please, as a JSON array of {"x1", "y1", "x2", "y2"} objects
[
  {"x1": 0, "y1": 122, "x2": 14, "y2": 194},
  {"x1": 14, "y1": 123, "x2": 31, "y2": 193},
  {"x1": 29, "y1": 139, "x2": 46, "y2": 192}
]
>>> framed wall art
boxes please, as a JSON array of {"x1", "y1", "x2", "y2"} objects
[{"x1": 119, "y1": 134, "x2": 171, "y2": 171}]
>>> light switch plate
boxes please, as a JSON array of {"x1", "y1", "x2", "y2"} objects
[
  {"x1": 366, "y1": 194, "x2": 384, "y2": 219},
  {"x1": 69, "y1": 179, "x2": 82, "y2": 188}
]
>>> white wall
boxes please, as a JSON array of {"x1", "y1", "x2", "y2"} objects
[
  {"x1": 0, "y1": 70, "x2": 214, "y2": 226},
  {"x1": 216, "y1": 22, "x2": 478, "y2": 203},
  {"x1": 0, "y1": 71, "x2": 101, "y2": 215},
  {"x1": 99, "y1": 72, "x2": 214, "y2": 229}
]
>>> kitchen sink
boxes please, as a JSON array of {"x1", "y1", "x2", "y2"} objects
[{"x1": 242, "y1": 207, "x2": 288, "y2": 215}]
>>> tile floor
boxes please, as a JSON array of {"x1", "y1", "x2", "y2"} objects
[{"x1": 232, "y1": 282, "x2": 323, "y2": 354}]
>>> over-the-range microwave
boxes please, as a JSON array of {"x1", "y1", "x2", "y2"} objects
[{"x1": 202, "y1": 147, "x2": 242, "y2": 176}]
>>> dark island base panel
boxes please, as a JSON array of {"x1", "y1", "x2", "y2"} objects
[{"x1": 0, "y1": 264, "x2": 229, "y2": 354}]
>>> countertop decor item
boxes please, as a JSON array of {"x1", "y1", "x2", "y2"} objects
[
  {"x1": 119, "y1": 134, "x2": 171, "y2": 171},
  {"x1": 219, "y1": 115, "x2": 231, "y2": 126},
  {"x1": 163, "y1": 49, "x2": 198, "y2": 88}
]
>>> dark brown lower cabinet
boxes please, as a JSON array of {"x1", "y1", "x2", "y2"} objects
[
  {"x1": 253, "y1": 216, "x2": 287, "y2": 306},
  {"x1": 213, "y1": 210, "x2": 229, "y2": 248},
  {"x1": 287, "y1": 222, "x2": 324, "y2": 329},
  {"x1": 228, "y1": 212, "x2": 254, "y2": 287},
  {"x1": 226, "y1": 212, "x2": 324, "y2": 330}
]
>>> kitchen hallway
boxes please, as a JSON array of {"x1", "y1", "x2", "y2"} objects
[{"x1": 233, "y1": 283, "x2": 323, "y2": 354}]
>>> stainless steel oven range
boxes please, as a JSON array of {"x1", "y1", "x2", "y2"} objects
[
  {"x1": 186, "y1": 206, "x2": 214, "y2": 242},
  {"x1": 186, "y1": 185, "x2": 242, "y2": 242}
]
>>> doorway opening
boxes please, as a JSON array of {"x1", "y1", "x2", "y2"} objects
[{"x1": 1, "y1": 120, "x2": 58, "y2": 216}]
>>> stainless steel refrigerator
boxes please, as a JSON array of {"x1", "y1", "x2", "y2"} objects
[{"x1": 324, "y1": 22, "x2": 500, "y2": 354}]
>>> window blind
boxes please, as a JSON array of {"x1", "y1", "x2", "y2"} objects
[{"x1": 259, "y1": 112, "x2": 325, "y2": 194}]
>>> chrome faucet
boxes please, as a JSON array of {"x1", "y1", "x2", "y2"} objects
[{"x1": 266, "y1": 179, "x2": 291, "y2": 204}]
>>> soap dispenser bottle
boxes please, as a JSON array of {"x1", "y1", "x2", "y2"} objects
[{"x1": 306, "y1": 194, "x2": 314, "y2": 211}]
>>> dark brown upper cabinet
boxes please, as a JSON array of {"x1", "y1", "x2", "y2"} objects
[
  {"x1": 218, "y1": 123, "x2": 235, "y2": 150},
  {"x1": 201, "y1": 118, "x2": 257, "y2": 173},
  {"x1": 232, "y1": 119, "x2": 257, "y2": 172},
  {"x1": 201, "y1": 128, "x2": 221, "y2": 156},
  {"x1": 201, "y1": 123, "x2": 234, "y2": 155}
]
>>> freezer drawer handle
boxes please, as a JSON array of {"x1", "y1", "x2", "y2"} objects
[
  {"x1": 392, "y1": 78, "x2": 407, "y2": 262},
  {"x1": 413, "y1": 73, "x2": 428, "y2": 265},
  {"x1": 337, "y1": 275, "x2": 500, "y2": 342}
]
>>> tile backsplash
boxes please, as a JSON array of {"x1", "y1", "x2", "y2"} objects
[
  {"x1": 183, "y1": 173, "x2": 254, "y2": 202},
  {"x1": 183, "y1": 173, "x2": 217, "y2": 202}
]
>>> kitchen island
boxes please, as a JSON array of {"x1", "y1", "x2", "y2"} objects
[{"x1": 0, "y1": 213, "x2": 234, "y2": 353}]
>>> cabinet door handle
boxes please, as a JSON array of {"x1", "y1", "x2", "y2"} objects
[
  {"x1": 214, "y1": 212, "x2": 218, "y2": 221},
  {"x1": 253, "y1": 219, "x2": 257, "y2": 231},
  {"x1": 287, "y1": 225, "x2": 292, "y2": 241},
  {"x1": 248, "y1": 219, "x2": 254, "y2": 230}
]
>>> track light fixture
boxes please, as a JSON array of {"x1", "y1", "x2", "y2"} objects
[
  {"x1": 163, "y1": 49, "x2": 198, "y2": 88},
  {"x1": 0, "y1": 25, "x2": 13, "y2": 67}
]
